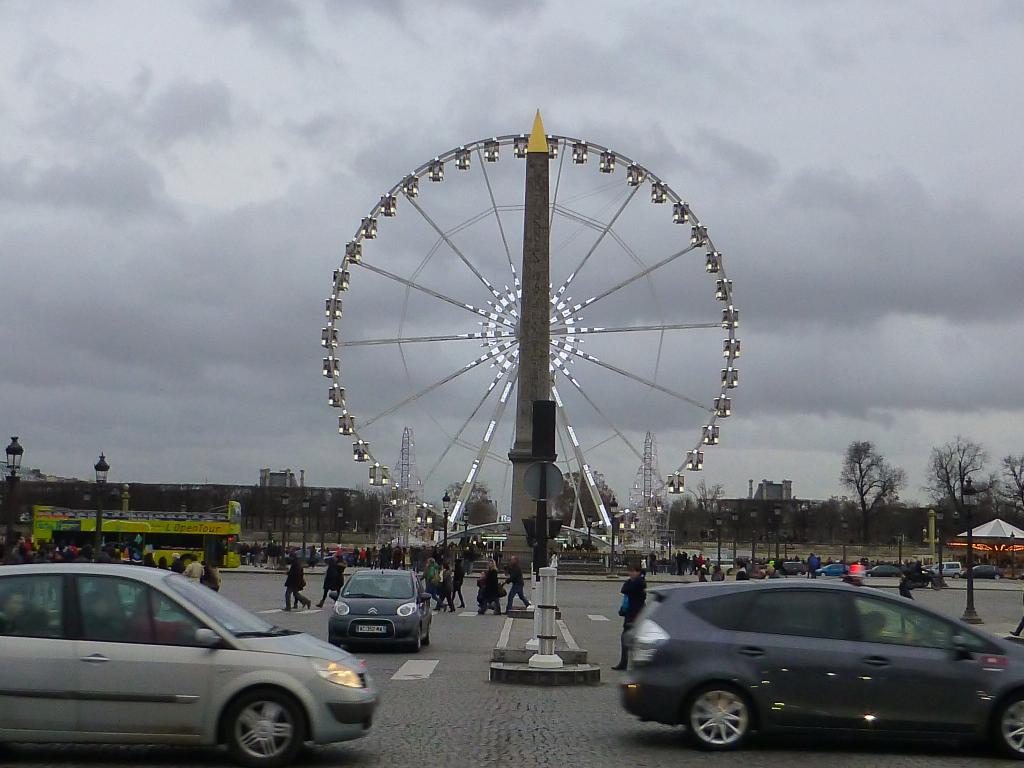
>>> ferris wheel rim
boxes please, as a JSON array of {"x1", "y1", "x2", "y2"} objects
[{"x1": 323, "y1": 130, "x2": 740, "y2": 521}]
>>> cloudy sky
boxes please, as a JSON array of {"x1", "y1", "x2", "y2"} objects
[{"x1": 2, "y1": 0, "x2": 1022, "y2": 508}]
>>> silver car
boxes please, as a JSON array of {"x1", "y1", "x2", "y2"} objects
[
  {"x1": 622, "y1": 580, "x2": 1024, "y2": 759},
  {"x1": 0, "y1": 564, "x2": 377, "y2": 768}
]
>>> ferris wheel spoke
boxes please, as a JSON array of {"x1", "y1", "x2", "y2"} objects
[
  {"x1": 555, "y1": 342, "x2": 710, "y2": 413},
  {"x1": 556, "y1": 422, "x2": 586, "y2": 530},
  {"x1": 422, "y1": 369, "x2": 508, "y2": 485},
  {"x1": 404, "y1": 194, "x2": 503, "y2": 301},
  {"x1": 476, "y1": 148, "x2": 518, "y2": 286},
  {"x1": 341, "y1": 331, "x2": 515, "y2": 347},
  {"x1": 357, "y1": 260, "x2": 515, "y2": 330},
  {"x1": 551, "y1": 321, "x2": 719, "y2": 336},
  {"x1": 555, "y1": 184, "x2": 643, "y2": 294},
  {"x1": 551, "y1": 385, "x2": 610, "y2": 528},
  {"x1": 449, "y1": 371, "x2": 518, "y2": 525},
  {"x1": 574, "y1": 243, "x2": 699, "y2": 313},
  {"x1": 555, "y1": 368, "x2": 644, "y2": 462},
  {"x1": 361, "y1": 343, "x2": 516, "y2": 429},
  {"x1": 549, "y1": 138, "x2": 566, "y2": 229}
]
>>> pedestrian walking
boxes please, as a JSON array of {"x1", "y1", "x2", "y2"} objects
[
  {"x1": 504, "y1": 555, "x2": 530, "y2": 612},
  {"x1": 201, "y1": 561, "x2": 222, "y2": 591},
  {"x1": 611, "y1": 562, "x2": 647, "y2": 671},
  {"x1": 478, "y1": 560, "x2": 503, "y2": 615},
  {"x1": 1013, "y1": 588, "x2": 1024, "y2": 637},
  {"x1": 424, "y1": 557, "x2": 441, "y2": 603},
  {"x1": 898, "y1": 571, "x2": 914, "y2": 600},
  {"x1": 453, "y1": 559, "x2": 466, "y2": 609},
  {"x1": 184, "y1": 556, "x2": 204, "y2": 581},
  {"x1": 436, "y1": 562, "x2": 456, "y2": 613},
  {"x1": 284, "y1": 555, "x2": 312, "y2": 611},
  {"x1": 317, "y1": 556, "x2": 344, "y2": 607}
]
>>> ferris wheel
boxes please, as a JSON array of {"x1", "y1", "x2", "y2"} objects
[{"x1": 321, "y1": 129, "x2": 739, "y2": 534}]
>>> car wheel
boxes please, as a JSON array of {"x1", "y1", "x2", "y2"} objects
[
  {"x1": 685, "y1": 684, "x2": 752, "y2": 751},
  {"x1": 225, "y1": 688, "x2": 305, "y2": 768},
  {"x1": 410, "y1": 626, "x2": 422, "y2": 653},
  {"x1": 995, "y1": 695, "x2": 1024, "y2": 759},
  {"x1": 422, "y1": 623, "x2": 431, "y2": 647}
]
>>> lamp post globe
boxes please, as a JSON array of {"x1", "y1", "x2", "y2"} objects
[{"x1": 961, "y1": 477, "x2": 982, "y2": 624}]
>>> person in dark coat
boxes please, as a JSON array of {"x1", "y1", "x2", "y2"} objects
[
  {"x1": 452, "y1": 559, "x2": 466, "y2": 609},
  {"x1": 611, "y1": 562, "x2": 647, "y2": 671},
  {"x1": 317, "y1": 557, "x2": 344, "y2": 607},
  {"x1": 284, "y1": 556, "x2": 312, "y2": 611},
  {"x1": 477, "y1": 560, "x2": 502, "y2": 615}
]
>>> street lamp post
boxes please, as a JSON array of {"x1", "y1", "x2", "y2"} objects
[
  {"x1": 962, "y1": 477, "x2": 982, "y2": 624},
  {"x1": 935, "y1": 509, "x2": 945, "y2": 588},
  {"x1": 715, "y1": 516, "x2": 723, "y2": 566},
  {"x1": 841, "y1": 516, "x2": 848, "y2": 564},
  {"x1": 1012, "y1": 533, "x2": 1017, "y2": 579},
  {"x1": 320, "y1": 501, "x2": 327, "y2": 554},
  {"x1": 442, "y1": 491, "x2": 451, "y2": 561},
  {"x1": 607, "y1": 497, "x2": 618, "y2": 572},
  {"x1": 773, "y1": 505, "x2": 781, "y2": 562},
  {"x1": 281, "y1": 493, "x2": 291, "y2": 551},
  {"x1": 93, "y1": 453, "x2": 109, "y2": 553},
  {"x1": 4, "y1": 437, "x2": 24, "y2": 562},
  {"x1": 731, "y1": 511, "x2": 738, "y2": 567},
  {"x1": 897, "y1": 533, "x2": 904, "y2": 565},
  {"x1": 301, "y1": 496, "x2": 310, "y2": 558},
  {"x1": 749, "y1": 507, "x2": 757, "y2": 569}
]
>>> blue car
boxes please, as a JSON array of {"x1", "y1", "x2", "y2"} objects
[{"x1": 814, "y1": 563, "x2": 849, "y2": 577}]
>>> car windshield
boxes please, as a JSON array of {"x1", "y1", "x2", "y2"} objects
[
  {"x1": 165, "y1": 574, "x2": 277, "y2": 636},
  {"x1": 341, "y1": 573, "x2": 414, "y2": 599}
]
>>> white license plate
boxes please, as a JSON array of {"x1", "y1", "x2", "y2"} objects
[{"x1": 357, "y1": 625, "x2": 387, "y2": 634}]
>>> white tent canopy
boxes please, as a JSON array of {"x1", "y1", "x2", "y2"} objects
[{"x1": 955, "y1": 518, "x2": 1024, "y2": 539}]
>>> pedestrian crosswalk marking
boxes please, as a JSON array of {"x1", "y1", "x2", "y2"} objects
[
  {"x1": 391, "y1": 660, "x2": 439, "y2": 680},
  {"x1": 459, "y1": 611, "x2": 478, "y2": 617},
  {"x1": 587, "y1": 614, "x2": 609, "y2": 622}
]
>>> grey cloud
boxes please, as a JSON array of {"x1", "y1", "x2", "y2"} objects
[
  {"x1": 0, "y1": 150, "x2": 177, "y2": 220},
  {"x1": 143, "y1": 79, "x2": 235, "y2": 144},
  {"x1": 207, "y1": 0, "x2": 312, "y2": 59},
  {"x1": 691, "y1": 128, "x2": 780, "y2": 185}
]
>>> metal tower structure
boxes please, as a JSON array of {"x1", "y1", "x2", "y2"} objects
[
  {"x1": 394, "y1": 427, "x2": 423, "y2": 503},
  {"x1": 629, "y1": 432, "x2": 668, "y2": 551}
]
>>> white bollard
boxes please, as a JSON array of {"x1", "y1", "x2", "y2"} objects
[
  {"x1": 525, "y1": 575, "x2": 540, "y2": 651},
  {"x1": 528, "y1": 566, "x2": 563, "y2": 669}
]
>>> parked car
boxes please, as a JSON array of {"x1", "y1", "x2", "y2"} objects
[
  {"x1": 814, "y1": 563, "x2": 849, "y2": 577},
  {"x1": 0, "y1": 564, "x2": 376, "y2": 767},
  {"x1": 866, "y1": 564, "x2": 902, "y2": 578},
  {"x1": 968, "y1": 564, "x2": 1005, "y2": 579},
  {"x1": 927, "y1": 562, "x2": 964, "y2": 578},
  {"x1": 621, "y1": 580, "x2": 1024, "y2": 758},
  {"x1": 328, "y1": 569, "x2": 432, "y2": 651},
  {"x1": 779, "y1": 561, "x2": 808, "y2": 576}
]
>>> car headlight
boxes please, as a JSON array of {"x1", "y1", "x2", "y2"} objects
[
  {"x1": 312, "y1": 659, "x2": 363, "y2": 688},
  {"x1": 334, "y1": 601, "x2": 350, "y2": 616},
  {"x1": 396, "y1": 602, "x2": 417, "y2": 617}
]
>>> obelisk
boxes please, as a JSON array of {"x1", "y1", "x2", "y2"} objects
[{"x1": 506, "y1": 111, "x2": 552, "y2": 572}]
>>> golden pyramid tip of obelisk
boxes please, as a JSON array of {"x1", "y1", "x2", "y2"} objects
[{"x1": 527, "y1": 109, "x2": 547, "y2": 153}]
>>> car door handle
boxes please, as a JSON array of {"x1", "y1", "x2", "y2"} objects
[
  {"x1": 80, "y1": 654, "x2": 110, "y2": 664},
  {"x1": 863, "y1": 656, "x2": 890, "y2": 667},
  {"x1": 738, "y1": 646, "x2": 766, "y2": 657}
]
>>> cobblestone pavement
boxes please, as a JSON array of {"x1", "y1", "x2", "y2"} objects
[{"x1": 6, "y1": 573, "x2": 1024, "y2": 767}]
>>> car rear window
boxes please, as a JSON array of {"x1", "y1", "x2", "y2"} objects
[{"x1": 686, "y1": 591, "x2": 755, "y2": 630}]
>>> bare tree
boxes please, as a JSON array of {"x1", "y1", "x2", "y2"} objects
[
  {"x1": 444, "y1": 482, "x2": 494, "y2": 526},
  {"x1": 925, "y1": 436, "x2": 988, "y2": 511},
  {"x1": 696, "y1": 480, "x2": 725, "y2": 531},
  {"x1": 1002, "y1": 455, "x2": 1024, "y2": 513},
  {"x1": 839, "y1": 441, "x2": 907, "y2": 543}
]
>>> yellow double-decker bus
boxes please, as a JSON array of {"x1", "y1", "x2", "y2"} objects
[{"x1": 32, "y1": 501, "x2": 242, "y2": 568}]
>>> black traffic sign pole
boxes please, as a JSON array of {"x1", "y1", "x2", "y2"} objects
[{"x1": 532, "y1": 400, "x2": 556, "y2": 578}]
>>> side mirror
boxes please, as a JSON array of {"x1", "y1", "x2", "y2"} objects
[
  {"x1": 951, "y1": 634, "x2": 972, "y2": 660},
  {"x1": 194, "y1": 628, "x2": 222, "y2": 648},
  {"x1": 328, "y1": 591, "x2": 339, "y2": 600}
]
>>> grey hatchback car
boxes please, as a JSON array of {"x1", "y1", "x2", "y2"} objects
[
  {"x1": 622, "y1": 580, "x2": 1024, "y2": 758},
  {"x1": 328, "y1": 569, "x2": 432, "y2": 651}
]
